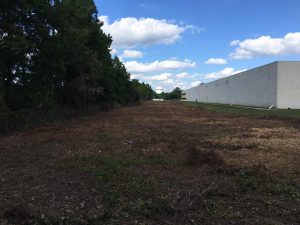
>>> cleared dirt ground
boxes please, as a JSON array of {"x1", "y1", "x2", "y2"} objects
[{"x1": 0, "y1": 102, "x2": 300, "y2": 225}]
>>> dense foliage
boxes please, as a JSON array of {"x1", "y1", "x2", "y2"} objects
[
  {"x1": 131, "y1": 79, "x2": 155, "y2": 101},
  {"x1": 0, "y1": 0, "x2": 153, "y2": 113},
  {"x1": 156, "y1": 87, "x2": 182, "y2": 100}
]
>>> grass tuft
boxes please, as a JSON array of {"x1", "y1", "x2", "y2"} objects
[{"x1": 184, "y1": 102, "x2": 300, "y2": 119}]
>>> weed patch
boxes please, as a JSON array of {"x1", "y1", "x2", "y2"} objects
[
  {"x1": 80, "y1": 153, "x2": 165, "y2": 181},
  {"x1": 81, "y1": 155, "x2": 125, "y2": 181},
  {"x1": 232, "y1": 167, "x2": 300, "y2": 198},
  {"x1": 184, "y1": 145, "x2": 225, "y2": 167},
  {"x1": 97, "y1": 133, "x2": 112, "y2": 142}
]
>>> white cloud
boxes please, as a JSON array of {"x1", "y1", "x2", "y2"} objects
[
  {"x1": 191, "y1": 81, "x2": 201, "y2": 87},
  {"x1": 230, "y1": 40, "x2": 240, "y2": 46},
  {"x1": 149, "y1": 75, "x2": 202, "y2": 91},
  {"x1": 99, "y1": 16, "x2": 198, "y2": 48},
  {"x1": 121, "y1": 50, "x2": 143, "y2": 59},
  {"x1": 204, "y1": 58, "x2": 227, "y2": 65},
  {"x1": 155, "y1": 79, "x2": 190, "y2": 91},
  {"x1": 163, "y1": 79, "x2": 175, "y2": 84},
  {"x1": 130, "y1": 74, "x2": 143, "y2": 80},
  {"x1": 110, "y1": 49, "x2": 118, "y2": 55},
  {"x1": 205, "y1": 68, "x2": 246, "y2": 79},
  {"x1": 144, "y1": 73, "x2": 172, "y2": 81},
  {"x1": 124, "y1": 59, "x2": 196, "y2": 73},
  {"x1": 230, "y1": 32, "x2": 300, "y2": 59},
  {"x1": 176, "y1": 72, "x2": 189, "y2": 78},
  {"x1": 129, "y1": 70, "x2": 202, "y2": 91}
]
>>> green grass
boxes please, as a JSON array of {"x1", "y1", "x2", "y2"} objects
[
  {"x1": 79, "y1": 153, "x2": 175, "y2": 221},
  {"x1": 80, "y1": 153, "x2": 165, "y2": 181},
  {"x1": 234, "y1": 168, "x2": 300, "y2": 199},
  {"x1": 184, "y1": 102, "x2": 300, "y2": 119}
]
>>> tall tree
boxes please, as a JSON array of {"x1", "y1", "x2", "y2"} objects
[
  {"x1": 0, "y1": 0, "x2": 52, "y2": 109},
  {"x1": 0, "y1": 0, "x2": 152, "y2": 114}
]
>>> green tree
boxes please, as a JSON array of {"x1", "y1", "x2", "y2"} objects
[
  {"x1": 0, "y1": 0, "x2": 149, "y2": 115},
  {"x1": 155, "y1": 87, "x2": 182, "y2": 100},
  {"x1": 0, "y1": 0, "x2": 53, "y2": 109},
  {"x1": 131, "y1": 79, "x2": 155, "y2": 101}
]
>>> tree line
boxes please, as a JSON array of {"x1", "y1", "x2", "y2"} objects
[
  {"x1": 0, "y1": 0, "x2": 154, "y2": 115},
  {"x1": 155, "y1": 87, "x2": 182, "y2": 100}
]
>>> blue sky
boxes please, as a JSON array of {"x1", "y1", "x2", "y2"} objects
[{"x1": 95, "y1": 0, "x2": 300, "y2": 91}]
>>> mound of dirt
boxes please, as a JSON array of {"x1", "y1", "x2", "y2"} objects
[{"x1": 184, "y1": 145, "x2": 225, "y2": 167}]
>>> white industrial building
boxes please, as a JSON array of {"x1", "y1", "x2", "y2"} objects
[{"x1": 184, "y1": 61, "x2": 300, "y2": 109}]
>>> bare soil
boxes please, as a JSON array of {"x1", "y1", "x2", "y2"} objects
[{"x1": 0, "y1": 102, "x2": 299, "y2": 225}]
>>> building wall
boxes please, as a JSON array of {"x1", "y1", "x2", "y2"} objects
[
  {"x1": 185, "y1": 62, "x2": 278, "y2": 108},
  {"x1": 277, "y1": 62, "x2": 300, "y2": 109}
]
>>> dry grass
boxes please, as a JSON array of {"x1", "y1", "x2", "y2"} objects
[
  {"x1": 184, "y1": 145, "x2": 225, "y2": 167},
  {"x1": 0, "y1": 102, "x2": 299, "y2": 225}
]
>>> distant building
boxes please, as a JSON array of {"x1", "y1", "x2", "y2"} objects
[
  {"x1": 155, "y1": 87, "x2": 163, "y2": 94},
  {"x1": 181, "y1": 92, "x2": 187, "y2": 101},
  {"x1": 153, "y1": 87, "x2": 164, "y2": 101},
  {"x1": 184, "y1": 61, "x2": 300, "y2": 109}
]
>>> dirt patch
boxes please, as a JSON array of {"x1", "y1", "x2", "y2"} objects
[
  {"x1": 184, "y1": 145, "x2": 225, "y2": 167},
  {"x1": 0, "y1": 102, "x2": 299, "y2": 224}
]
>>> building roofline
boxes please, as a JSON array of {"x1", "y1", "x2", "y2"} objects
[{"x1": 185, "y1": 61, "x2": 300, "y2": 91}]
